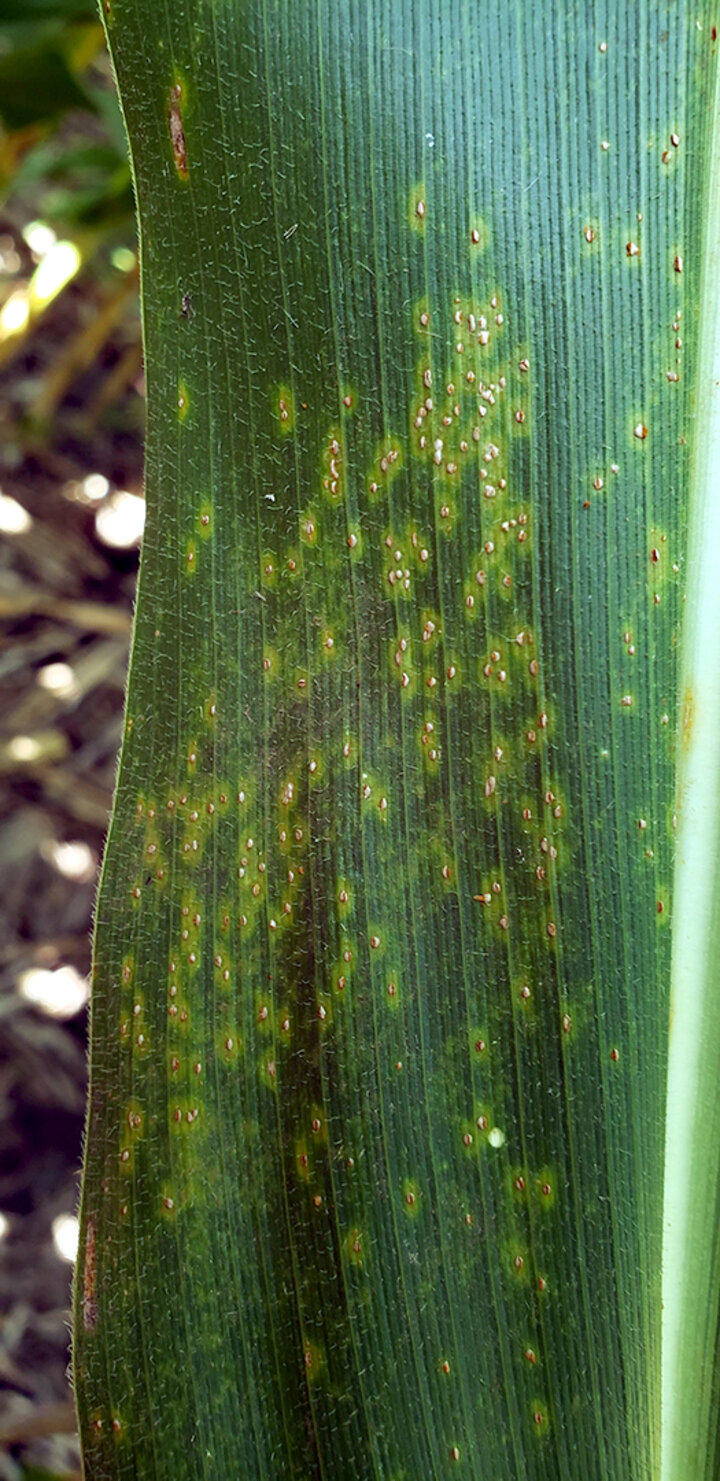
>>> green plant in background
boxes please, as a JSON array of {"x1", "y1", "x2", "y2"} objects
[
  {"x1": 72, "y1": 2, "x2": 720, "y2": 1477},
  {"x1": 0, "y1": 0, "x2": 137, "y2": 405},
  {"x1": 0, "y1": 0, "x2": 131, "y2": 238}
]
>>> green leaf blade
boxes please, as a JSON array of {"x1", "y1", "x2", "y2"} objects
[{"x1": 74, "y1": 4, "x2": 720, "y2": 1477}]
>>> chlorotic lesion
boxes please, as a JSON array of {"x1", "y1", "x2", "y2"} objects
[
  {"x1": 330, "y1": 950, "x2": 353, "y2": 995},
  {"x1": 284, "y1": 546, "x2": 303, "y2": 578},
  {"x1": 407, "y1": 183, "x2": 427, "y2": 232},
  {"x1": 318, "y1": 626, "x2": 339, "y2": 662},
  {"x1": 124, "y1": 1101, "x2": 143, "y2": 1138},
  {"x1": 510, "y1": 1167, "x2": 528, "y2": 1204},
  {"x1": 315, "y1": 994, "x2": 332, "y2": 1029},
  {"x1": 534, "y1": 1169, "x2": 557, "y2": 1211},
  {"x1": 343, "y1": 1227, "x2": 365, "y2": 1268},
  {"x1": 183, "y1": 538, "x2": 197, "y2": 576},
  {"x1": 273, "y1": 383, "x2": 296, "y2": 433},
  {"x1": 306, "y1": 750, "x2": 324, "y2": 785},
  {"x1": 170, "y1": 1100, "x2": 203, "y2": 1134},
  {"x1": 302, "y1": 1338, "x2": 326, "y2": 1384},
  {"x1": 469, "y1": 214, "x2": 490, "y2": 251},
  {"x1": 196, "y1": 502, "x2": 213, "y2": 538},
  {"x1": 118, "y1": 1135, "x2": 135, "y2": 1172},
  {"x1": 260, "y1": 551, "x2": 277, "y2": 589},
  {"x1": 507, "y1": 1240, "x2": 530, "y2": 1283},
  {"x1": 159, "y1": 1186, "x2": 178, "y2": 1219},
  {"x1": 321, "y1": 425, "x2": 344, "y2": 501},
  {"x1": 216, "y1": 1028, "x2": 241, "y2": 1064},
  {"x1": 401, "y1": 1178, "x2": 421, "y2": 1216},
  {"x1": 530, "y1": 1402, "x2": 550, "y2": 1438},
  {"x1": 177, "y1": 379, "x2": 190, "y2": 419},
  {"x1": 335, "y1": 880, "x2": 351, "y2": 919},
  {"x1": 299, "y1": 508, "x2": 319, "y2": 545},
  {"x1": 384, "y1": 976, "x2": 402, "y2": 1011},
  {"x1": 469, "y1": 1026, "x2": 489, "y2": 1060}
]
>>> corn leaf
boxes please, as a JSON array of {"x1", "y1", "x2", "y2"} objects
[{"x1": 74, "y1": 4, "x2": 720, "y2": 1478}]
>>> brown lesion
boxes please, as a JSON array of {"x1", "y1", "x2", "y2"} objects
[{"x1": 168, "y1": 84, "x2": 189, "y2": 179}]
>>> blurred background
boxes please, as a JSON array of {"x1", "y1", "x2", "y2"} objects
[{"x1": 0, "y1": 3, "x2": 141, "y2": 1476}]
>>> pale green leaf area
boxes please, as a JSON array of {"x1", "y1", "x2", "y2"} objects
[
  {"x1": 662, "y1": 35, "x2": 720, "y2": 1479},
  {"x1": 73, "y1": 3, "x2": 720, "y2": 1478}
]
